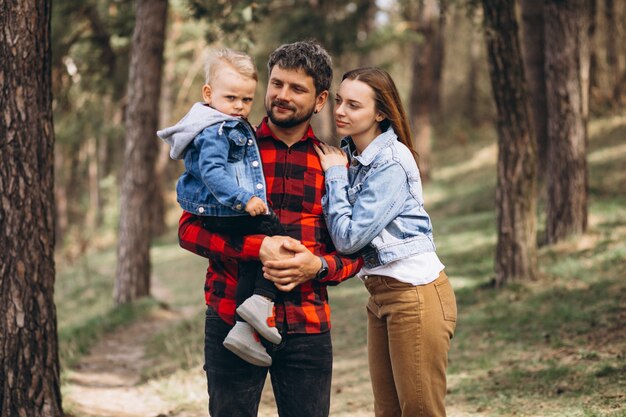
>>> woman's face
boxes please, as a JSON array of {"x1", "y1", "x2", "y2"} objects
[{"x1": 334, "y1": 78, "x2": 383, "y2": 142}]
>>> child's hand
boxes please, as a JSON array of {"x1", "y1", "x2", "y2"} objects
[
  {"x1": 245, "y1": 196, "x2": 267, "y2": 216},
  {"x1": 313, "y1": 142, "x2": 348, "y2": 172}
]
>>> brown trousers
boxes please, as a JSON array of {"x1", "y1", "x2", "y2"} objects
[{"x1": 364, "y1": 271, "x2": 457, "y2": 417}]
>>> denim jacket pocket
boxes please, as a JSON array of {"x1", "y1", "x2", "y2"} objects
[{"x1": 227, "y1": 141, "x2": 246, "y2": 162}]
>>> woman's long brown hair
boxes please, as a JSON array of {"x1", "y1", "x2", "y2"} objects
[{"x1": 342, "y1": 67, "x2": 419, "y2": 163}]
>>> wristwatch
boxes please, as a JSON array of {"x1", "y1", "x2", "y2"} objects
[{"x1": 315, "y1": 256, "x2": 329, "y2": 280}]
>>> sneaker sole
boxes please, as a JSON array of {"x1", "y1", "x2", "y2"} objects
[{"x1": 223, "y1": 339, "x2": 272, "y2": 367}]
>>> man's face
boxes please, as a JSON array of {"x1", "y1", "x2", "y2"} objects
[{"x1": 265, "y1": 66, "x2": 322, "y2": 128}]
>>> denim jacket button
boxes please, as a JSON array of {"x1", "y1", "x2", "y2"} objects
[
  {"x1": 198, "y1": 207, "x2": 205, "y2": 214},
  {"x1": 248, "y1": 140, "x2": 253, "y2": 145},
  {"x1": 236, "y1": 204, "x2": 242, "y2": 210},
  {"x1": 252, "y1": 161, "x2": 259, "y2": 167},
  {"x1": 256, "y1": 183, "x2": 263, "y2": 189}
]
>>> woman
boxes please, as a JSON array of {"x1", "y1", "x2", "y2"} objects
[{"x1": 314, "y1": 67, "x2": 457, "y2": 417}]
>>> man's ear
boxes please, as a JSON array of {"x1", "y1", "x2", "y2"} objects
[
  {"x1": 202, "y1": 84, "x2": 212, "y2": 104},
  {"x1": 314, "y1": 90, "x2": 329, "y2": 114}
]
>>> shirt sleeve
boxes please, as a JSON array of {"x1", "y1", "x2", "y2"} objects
[
  {"x1": 178, "y1": 211, "x2": 264, "y2": 260},
  {"x1": 316, "y1": 252, "x2": 363, "y2": 285}
]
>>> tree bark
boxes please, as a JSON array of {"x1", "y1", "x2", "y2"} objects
[
  {"x1": 544, "y1": 0, "x2": 590, "y2": 243},
  {"x1": 482, "y1": 0, "x2": 538, "y2": 286},
  {"x1": 520, "y1": 0, "x2": 548, "y2": 183},
  {"x1": 466, "y1": 8, "x2": 483, "y2": 127},
  {"x1": 408, "y1": 0, "x2": 446, "y2": 182},
  {"x1": 0, "y1": 1, "x2": 63, "y2": 416},
  {"x1": 115, "y1": 0, "x2": 168, "y2": 304},
  {"x1": 604, "y1": 0, "x2": 621, "y2": 105}
]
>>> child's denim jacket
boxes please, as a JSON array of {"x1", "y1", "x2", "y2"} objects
[
  {"x1": 157, "y1": 103, "x2": 266, "y2": 217},
  {"x1": 321, "y1": 127, "x2": 436, "y2": 268}
]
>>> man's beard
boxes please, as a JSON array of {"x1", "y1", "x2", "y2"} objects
[{"x1": 266, "y1": 99, "x2": 316, "y2": 128}]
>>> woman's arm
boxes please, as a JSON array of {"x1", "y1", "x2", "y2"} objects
[{"x1": 322, "y1": 161, "x2": 408, "y2": 254}]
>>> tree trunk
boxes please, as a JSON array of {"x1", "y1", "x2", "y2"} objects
[
  {"x1": 466, "y1": 8, "x2": 483, "y2": 127},
  {"x1": 544, "y1": 0, "x2": 590, "y2": 244},
  {"x1": 115, "y1": 0, "x2": 168, "y2": 304},
  {"x1": 619, "y1": 1, "x2": 626, "y2": 104},
  {"x1": 0, "y1": 1, "x2": 64, "y2": 416},
  {"x1": 409, "y1": 0, "x2": 446, "y2": 182},
  {"x1": 357, "y1": 0, "x2": 377, "y2": 67},
  {"x1": 520, "y1": 0, "x2": 548, "y2": 183},
  {"x1": 482, "y1": 0, "x2": 538, "y2": 286},
  {"x1": 54, "y1": 150, "x2": 69, "y2": 247},
  {"x1": 85, "y1": 136, "x2": 102, "y2": 230},
  {"x1": 604, "y1": 0, "x2": 621, "y2": 105},
  {"x1": 588, "y1": 0, "x2": 599, "y2": 105}
]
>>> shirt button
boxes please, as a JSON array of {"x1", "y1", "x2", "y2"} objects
[
  {"x1": 256, "y1": 183, "x2": 263, "y2": 190},
  {"x1": 198, "y1": 207, "x2": 205, "y2": 214},
  {"x1": 252, "y1": 160, "x2": 259, "y2": 167}
]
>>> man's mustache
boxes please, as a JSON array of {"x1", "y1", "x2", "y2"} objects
[{"x1": 271, "y1": 100, "x2": 296, "y2": 111}]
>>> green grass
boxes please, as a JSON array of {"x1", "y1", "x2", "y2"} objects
[
  {"x1": 55, "y1": 248, "x2": 160, "y2": 370},
  {"x1": 56, "y1": 114, "x2": 626, "y2": 416}
]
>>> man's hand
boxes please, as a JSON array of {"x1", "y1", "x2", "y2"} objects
[
  {"x1": 259, "y1": 235, "x2": 299, "y2": 263},
  {"x1": 262, "y1": 240, "x2": 323, "y2": 292}
]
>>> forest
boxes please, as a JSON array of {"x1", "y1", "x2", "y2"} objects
[{"x1": 1, "y1": 0, "x2": 625, "y2": 416}]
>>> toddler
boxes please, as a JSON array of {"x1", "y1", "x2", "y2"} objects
[{"x1": 158, "y1": 49, "x2": 283, "y2": 367}]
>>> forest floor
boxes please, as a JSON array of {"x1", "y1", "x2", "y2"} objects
[{"x1": 60, "y1": 287, "x2": 482, "y2": 417}]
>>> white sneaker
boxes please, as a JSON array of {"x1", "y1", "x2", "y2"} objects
[
  {"x1": 237, "y1": 295, "x2": 282, "y2": 344},
  {"x1": 223, "y1": 321, "x2": 272, "y2": 367}
]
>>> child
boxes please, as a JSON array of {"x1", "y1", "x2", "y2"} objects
[
  {"x1": 158, "y1": 49, "x2": 282, "y2": 367},
  {"x1": 314, "y1": 67, "x2": 457, "y2": 416}
]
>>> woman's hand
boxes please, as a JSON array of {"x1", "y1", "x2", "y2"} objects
[{"x1": 313, "y1": 142, "x2": 348, "y2": 172}]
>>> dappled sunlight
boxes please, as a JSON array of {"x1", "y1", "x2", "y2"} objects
[
  {"x1": 588, "y1": 114, "x2": 626, "y2": 140},
  {"x1": 433, "y1": 143, "x2": 497, "y2": 182},
  {"x1": 449, "y1": 275, "x2": 487, "y2": 290},
  {"x1": 148, "y1": 370, "x2": 207, "y2": 413},
  {"x1": 588, "y1": 142, "x2": 626, "y2": 164}
]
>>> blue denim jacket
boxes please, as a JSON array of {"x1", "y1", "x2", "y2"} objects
[
  {"x1": 157, "y1": 103, "x2": 266, "y2": 217},
  {"x1": 321, "y1": 127, "x2": 436, "y2": 268}
]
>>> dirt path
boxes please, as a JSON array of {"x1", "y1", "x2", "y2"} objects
[{"x1": 63, "y1": 306, "x2": 198, "y2": 417}]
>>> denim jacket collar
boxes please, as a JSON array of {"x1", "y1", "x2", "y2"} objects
[{"x1": 342, "y1": 127, "x2": 397, "y2": 167}]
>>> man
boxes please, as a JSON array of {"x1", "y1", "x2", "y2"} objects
[{"x1": 178, "y1": 40, "x2": 362, "y2": 417}]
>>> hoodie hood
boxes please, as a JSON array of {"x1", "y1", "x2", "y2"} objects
[{"x1": 157, "y1": 102, "x2": 235, "y2": 159}]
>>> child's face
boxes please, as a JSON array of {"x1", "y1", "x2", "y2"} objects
[{"x1": 203, "y1": 66, "x2": 257, "y2": 119}]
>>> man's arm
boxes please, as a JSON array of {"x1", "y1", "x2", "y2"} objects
[
  {"x1": 178, "y1": 211, "x2": 264, "y2": 260},
  {"x1": 179, "y1": 211, "x2": 298, "y2": 262}
]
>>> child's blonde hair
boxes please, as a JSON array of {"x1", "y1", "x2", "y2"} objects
[{"x1": 204, "y1": 49, "x2": 258, "y2": 85}]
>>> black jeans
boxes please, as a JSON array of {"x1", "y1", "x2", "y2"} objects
[
  {"x1": 202, "y1": 211, "x2": 285, "y2": 313},
  {"x1": 203, "y1": 307, "x2": 333, "y2": 417}
]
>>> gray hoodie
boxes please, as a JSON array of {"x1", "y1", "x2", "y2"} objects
[{"x1": 157, "y1": 102, "x2": 234, "y2": 160}]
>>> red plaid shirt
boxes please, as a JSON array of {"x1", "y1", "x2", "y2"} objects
[{"x1": 178, "y1": 118, "x2": 363, "y2": 334}]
